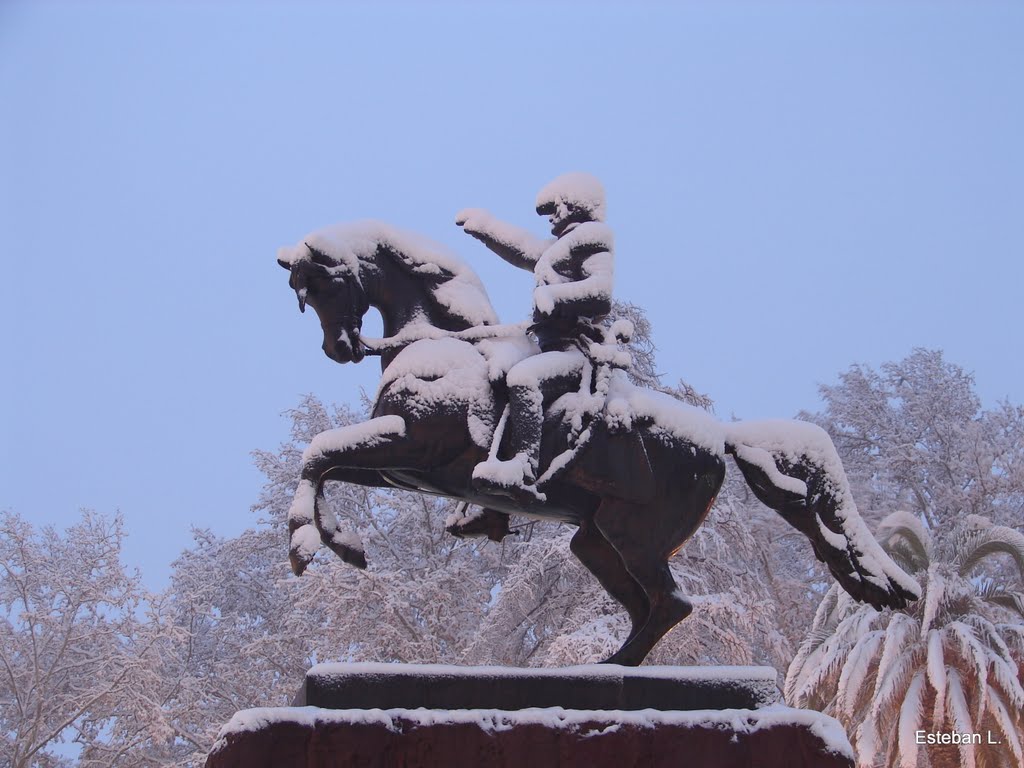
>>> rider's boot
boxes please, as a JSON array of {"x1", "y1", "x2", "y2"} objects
[
  {"x1": 472, "y1": 452, "x2": 546, "y2": 504},
  {"x1": 445, "y1": 506, "x2": 514, "y2": 542}
]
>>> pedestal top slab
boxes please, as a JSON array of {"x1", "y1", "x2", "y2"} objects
[{"x1": 296, "y1": 662, "x2": 782, "y2": 712}]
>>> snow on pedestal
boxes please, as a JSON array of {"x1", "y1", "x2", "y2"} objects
[
  {"x1": 208, "y1": 703, "x2": 854, "y2": 768},
  {"x1": 206, "y1": 665, "x2": 855, "y2": 768}
]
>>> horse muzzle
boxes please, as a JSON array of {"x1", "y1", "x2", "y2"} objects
[{"x1": 322, "y1": 327, "x2": 365, "y2": 364}]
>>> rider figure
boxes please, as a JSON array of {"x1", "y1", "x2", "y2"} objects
[{"x1": 456, "y1": 172, "x2": 613, "y2": 502}]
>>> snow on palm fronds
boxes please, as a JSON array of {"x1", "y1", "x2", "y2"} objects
[{"x1": 785, "y1": 511, "x2": 1024, "y2": 768}]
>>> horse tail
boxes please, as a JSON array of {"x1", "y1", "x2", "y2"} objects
[{"x1": 724, "y1": 420, "x2": 920, "y2": 611}]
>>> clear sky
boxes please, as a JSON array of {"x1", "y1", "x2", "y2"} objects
[{"x1": 2, "y1": 1, "x2": 1021, "y2": 588}]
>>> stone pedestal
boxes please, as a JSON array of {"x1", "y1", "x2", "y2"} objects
[
  {"x1": 206, "y1": 664, "x2": 854, "y2": 768},
  {"x1": 298, "y1": 662, "x2": 783, "y2": 711}
]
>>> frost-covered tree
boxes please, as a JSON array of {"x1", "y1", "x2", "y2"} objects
[
  {"x1": 786, "y1": 511, "x2": 1024, "y2": 768},
  {"x1": 803, "y1": 349, "x2": 1024, "y2": 530},
  {"x1": 608, "y1": 299, "x2": 714, "y2": 411},
  {"x1": 140, "y1": 526, "x2": 308, "y2": 765},
  {"x1": 0, "y1": 511, "x2": 182, "y2": 768},
  {"x1": 121, "y1": 396, "x2": 505, "y2": 766}
]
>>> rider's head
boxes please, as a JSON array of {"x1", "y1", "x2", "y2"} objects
[{"x1": 535, "y1": 172, "x2": 606, "y2": 237}]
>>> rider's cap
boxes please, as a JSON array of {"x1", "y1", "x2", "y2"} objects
[{"x1": 535, "y1": 172, "x2": 607, "y2": 222}]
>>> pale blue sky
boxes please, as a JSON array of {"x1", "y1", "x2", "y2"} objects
[{"x1": 2, "y1": 2, "x2": 1021, "y2": 587}]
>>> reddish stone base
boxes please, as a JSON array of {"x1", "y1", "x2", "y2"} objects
[{"x1": 206, "y1": 707, "x2": 854, "y2": 768}]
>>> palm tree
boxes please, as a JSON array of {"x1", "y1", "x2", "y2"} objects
[{"x1": 785, "y1": 511, "x2": 1024, "y2": 768}]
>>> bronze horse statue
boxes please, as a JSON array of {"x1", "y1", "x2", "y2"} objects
[{"x1": 278, "y1": 221, "x2": 920, "y2": 666}]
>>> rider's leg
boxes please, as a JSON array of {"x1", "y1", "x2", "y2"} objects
[{"x1": 473, "y1": 351, "x2": 585, "y2": 495}]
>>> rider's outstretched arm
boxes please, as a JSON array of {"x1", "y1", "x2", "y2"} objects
[{"x1": 456, "y1": 208, "x2": 551, "y2": 271}]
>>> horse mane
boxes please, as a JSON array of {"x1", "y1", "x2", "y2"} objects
[{"x1": 288, "y1": 220, "x2": 499, "y2": 330}]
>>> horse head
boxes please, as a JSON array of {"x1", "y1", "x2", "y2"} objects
[
  {"x1": 279, "y1": 222, "x2": 500, "y2": 366},
  {"x1": 277, "y1": 243, "x2": 369, "y2": 364}
]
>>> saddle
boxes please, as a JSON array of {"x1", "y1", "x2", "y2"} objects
[{"x1": 478, "y1": 321, "x2": 654, "y2": 502}]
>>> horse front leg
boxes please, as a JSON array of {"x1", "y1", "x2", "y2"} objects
[
  {"x1": 288, "y1": 466, "x2": 384, "y2": 574},
  {"x1": 288, "y1": 415, "x2": 411, "y2": 574}
]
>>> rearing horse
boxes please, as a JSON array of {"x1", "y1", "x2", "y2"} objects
[{"x1": 278, "y1": 221, "x2": 920, "y2": 666}]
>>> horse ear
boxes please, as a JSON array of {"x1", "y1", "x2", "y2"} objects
[
  {"x1": 307, "y1": 245, "x2": 333, "y2": 267},
  {"x1": 277, "y1": 245, "x2": 300, "y2": 270}
]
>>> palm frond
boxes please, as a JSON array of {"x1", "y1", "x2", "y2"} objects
[
  {"x1": 870, "y1": 645, "x2": 922, "y2": 723},
  {"x1": 945, "y1": 668, "x2": 977, "y2": 768},
  {"x1": 920, "y1": 565, "x2": 946, "y2": 635},
  {"x1": 977, "y1": 585, "x2": 1024, "y2": 620},
  {"x1": 945, "y1": 621, "x2": 989, "y2": 712},
  {"x1": 985, "y1": 685, "x2": 1023, "y2": 764},
  {"x1": 963, "y1": 615, "x2": 1016, "y2": 667},
  {"x1": 896, "y1": 670, "x2": 927, "y2": 768},
  {"x1": 995, "y1": 621, "x2": 1024, "y2": 654},
  {"x1": 836, "y1": 629, "x2": 885, "y2": 717},
  {"x1": 834, "y1": 586, "x2": 859, "y2": 623},
  {"x1": 785, "y1": 625, "x2": 838, "y2": 702},
  {"x1": 927, "y1": 628, "x2": 947, "y2": 725},
  {"x1": 791, "y1": 627, "x2": 859, "y2": 706},
  {"x1": 854, "y1": 714, "x2": 882, "y2": 768},
  {"x1": 872, "y1": 613, "x2": 918, "y2": 701},
  {"x1": 787, "y1": 607, "x2": 875, "y2": 705},
  {"x1": 988, "y1": 653, "x2": 1024, "y2": 710},
  {"x1": 956, "y1": 526, "x2": 1024, "y2": 579},
  {"x1": 877, "y1": 510, "x2": 931, "y2": 571},
  {"x1": 810, "y1": 583, "x2": 841, "y2": 631},
  {"x1": 887, "y1": 540, "x2": 927, "y2": 575}
]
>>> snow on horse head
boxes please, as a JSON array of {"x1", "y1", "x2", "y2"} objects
[
  {"x1": 278, "y1": 221, "x2": 920, "y2": 666},
  {"x1": 278, "y1": 221, "x2": 498, "y2": 369}
]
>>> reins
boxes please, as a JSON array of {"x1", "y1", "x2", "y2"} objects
[{"x1": 358, "y1": 322, "x2": 531, "y2": 355}]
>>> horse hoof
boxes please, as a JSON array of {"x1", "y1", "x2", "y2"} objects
[
  {"x1": 598, "y1": 653, "x2": 634, "y2": 667},
  {"x1": 670, "y1": 592, "x2": 694, "y2": 622},
  {"x1": 289, "y1": 551, "x2": 310, "y2": 576},
  {"x1": 331, "y1": 542, "x2": 368, "y2": 570},
  {"x1": 289, "y1": 523, "x2": 322, "y2": 576},
  {"x1": 345, "y1": 548, "x2": 368, "y2": 570}
]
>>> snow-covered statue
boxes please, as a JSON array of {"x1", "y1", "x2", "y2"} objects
[
  {"x1": 457, "y1": 172, "x2": 614, "y2": 504},
  {"x1": 277, "y1": 174, "x2": 921, "y2": 666}
]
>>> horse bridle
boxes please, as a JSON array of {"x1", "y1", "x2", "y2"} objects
[{"x1": 291, "y1": 245, "x2": 371, "y2": 361}]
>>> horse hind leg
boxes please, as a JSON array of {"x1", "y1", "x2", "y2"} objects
[
  {"x1": 592, "y1": 499, "x2": 694, "y2": 667},
  {"x1": 569, "y1": 521, "x2": 650, "y2": 646}
]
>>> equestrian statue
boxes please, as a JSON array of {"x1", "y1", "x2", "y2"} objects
[{"x1": 277, "y1": 173, "x2": 920, "y2": 666}]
